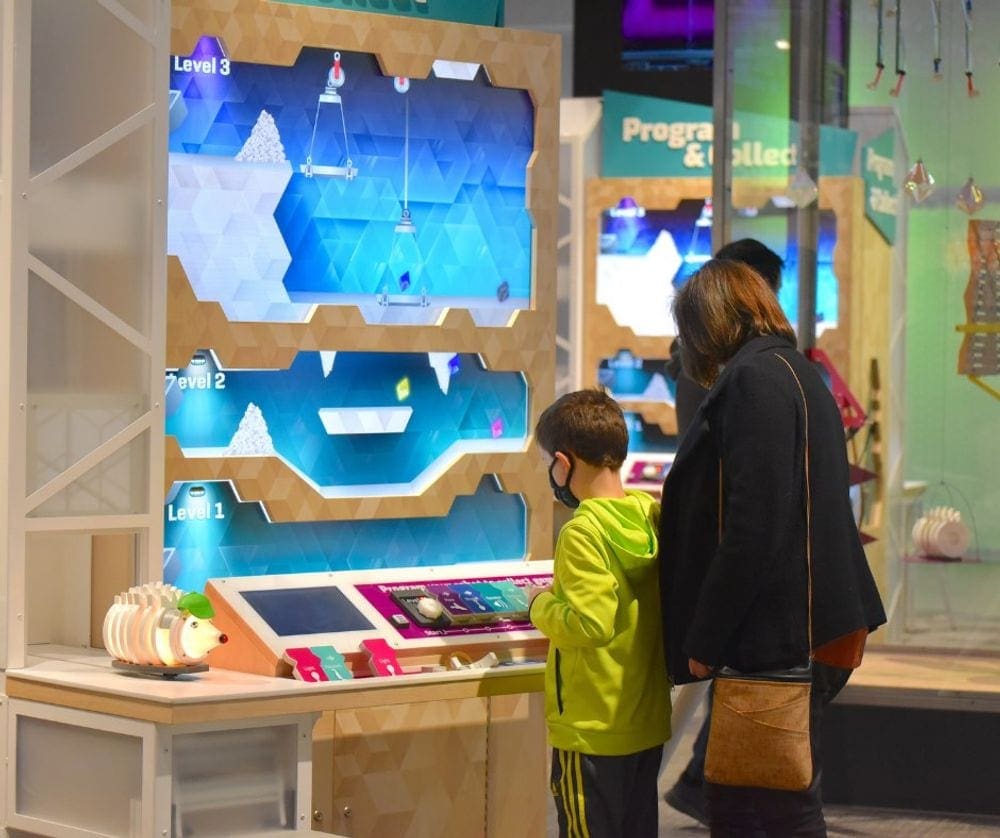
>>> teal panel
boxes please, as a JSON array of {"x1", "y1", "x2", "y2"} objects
[
  {"x1": 861, "y1": 128, "x2": 898, "y2": 245},
  {"x1": 602, "y1": 90, "x2": 857, "y2": 179},
  {"x1": 271, "y1": 0, "x2": 503, "y2": 26}
]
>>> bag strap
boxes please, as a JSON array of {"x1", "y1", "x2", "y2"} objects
[{"x1": 772, "y1": 352, "x2": 813, "y2": 657}]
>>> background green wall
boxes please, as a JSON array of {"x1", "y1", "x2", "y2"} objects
[{"x1": 850, "y1": 0, "x2": 1000, "y2": 554}]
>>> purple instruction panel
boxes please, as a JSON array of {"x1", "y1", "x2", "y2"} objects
[{"x1": 355, "y1": 573, "x2": 553, "y2": 639}]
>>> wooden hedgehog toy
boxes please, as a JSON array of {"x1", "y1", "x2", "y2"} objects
[{"x1": 103, "y1": 582, "x2": 228, "y2": 675}]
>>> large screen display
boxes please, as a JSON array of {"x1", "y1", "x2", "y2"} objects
[
  {"x1": 164, "y1": 477, "x2": 527, "y2": 593},
  {"x1": 598, "y1": 350, "x2": 675, "y2": 405},
  {"x1": 597, "y1": 197, "x2": 710, "y2": 337},
  {"x1": 596, "y1": 196, "x2": 841, "y2": 336},
  {"x1": 733, "y1": 204, "x2": 840, "y2": 333},
  {"x1": 625, "y1": 411, "x2": 678, "y2": 455},
  {"x1": 168, "y1": 36, "x2": 535, "y2": 326},
  {"x1": 165, "y1": 350, "x2": 527, "y2": 493},
  {"x1": 242, "y1": 586, "x2": 374, "y2": 636}
]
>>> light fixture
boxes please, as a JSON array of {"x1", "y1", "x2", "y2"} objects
[
  {"x1": 903, "y1": 159, "x2": 936, "y2": 203},
  {"x1": 774, "y1": 39, "x2": 791, "y2": 51},
  {"x1": 955, "y1": 177, "x2": 986, "y2": 215}
]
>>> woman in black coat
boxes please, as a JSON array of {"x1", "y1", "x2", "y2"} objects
[{"x1": 658, "y1": 259, "x2": 886, "y2": 836}]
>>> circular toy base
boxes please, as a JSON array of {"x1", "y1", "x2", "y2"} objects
[{"x1": 111, "y1": 659, "x2": 209, "y2": 679}]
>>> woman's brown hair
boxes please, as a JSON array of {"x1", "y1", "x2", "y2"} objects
[{"x1": 673, "y1": 258, "x2": 796, "y2": 387}]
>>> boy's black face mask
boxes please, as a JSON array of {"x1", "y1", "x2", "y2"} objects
[{"x1": 548, "y1": 454, "x2": 581, "y2": 509}]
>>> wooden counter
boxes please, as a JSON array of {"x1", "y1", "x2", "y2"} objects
[
  {"x1": 5, "y1": 649, "x2": 548, "y2": 837},
  {"x1": 5, "y1": 652, "x2": 544, "y2": 725}
]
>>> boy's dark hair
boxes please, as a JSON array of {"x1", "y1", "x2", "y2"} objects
[
  {"x1": 535, "y1": 389, "x2": 628, "y2": 469},
  {"x1": 714, "y1": 238, "x2": 784, "y2": 292}
]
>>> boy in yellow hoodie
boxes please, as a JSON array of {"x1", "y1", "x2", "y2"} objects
[{"x1": 529, "y1": 389, "x2": 671, "y2": 838}]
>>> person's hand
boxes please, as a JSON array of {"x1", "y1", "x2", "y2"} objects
[
  {"x1": 688, "y1": 658, "x2": 713, "y2": 679},
  {"x1": 526, "y1": 584, "x2": 551, "y2": 604}
]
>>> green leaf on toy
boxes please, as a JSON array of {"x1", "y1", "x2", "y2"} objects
[{"x1": 177, "y1": 592, "x2": 215, "y2": 619}]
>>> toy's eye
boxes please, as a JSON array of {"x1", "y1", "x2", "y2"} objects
[{"x1": 190, "y1": 621, "x2": 199, "y2": 629}]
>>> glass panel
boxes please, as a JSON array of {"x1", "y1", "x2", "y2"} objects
[
  {"x1": 29, "y1": 432, "x2": 150, "y2": 518},
  {"x1": 558, "y1": 199, "x2": 571, "y2": 244},
  {"x1": 26, "y1": 272, "x2": 149, "y2": 495},
  {"x1": 25, "y1": 533, "x2": 93, "y2": 647},
  {"x1": 173, "y1": 725, "x2": 298, "y2": 834},
  {"x1": 556, "y1": 344, "x2": 570, "y2": 398},
  {"x1": 16, "y1": 716, "x2": 142, "y2": 834},
  {"x1": 556, "y1": 264, "x2": 570, "y2": 337},
  {"x1": 849, "y1": 1, "x2": 1000, "y2": 653},
  {"x1": 115, "y1": 0, "x2": 156, "y2": 26},
  {"x1": 558, "y1": 140, "x2": 572, "y2": 201},
  {"x1": 29, "y1": 123, "x2": 154, "y2": 334},
  {"x1": 30, "y1": 0, "x2": 153, "y2": 176}
]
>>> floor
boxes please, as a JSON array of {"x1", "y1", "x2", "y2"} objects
[
  {"x1": 546, "y1": 674, "x2": 1000, "y2": 836},
  {"x1": 893, "y1": 559, "x2": 1000, "y2": 652}
]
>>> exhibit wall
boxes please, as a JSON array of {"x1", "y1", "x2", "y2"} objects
[
  {"x1": 850, "y1": 2, "x2": 1000, "y2": 562},
  {"x1": 166, "y1": 2, "x2": 560, "y2": 594}
]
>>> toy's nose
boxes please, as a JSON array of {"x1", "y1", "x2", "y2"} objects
[{"x1": 219, "y1": 634, "x2": 229, "y2": 644}]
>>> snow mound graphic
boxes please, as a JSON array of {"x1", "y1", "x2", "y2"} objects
[
  {"x1": 235, "y1": 110, "x2": 286, "y2": 163},
  {"x1": 225, "y1": 403, "x2": 276, "y2": 456}
]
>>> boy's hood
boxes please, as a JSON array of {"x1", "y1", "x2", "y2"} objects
[{"x1": 574, "y1": 490, "x2": 658, "y2": 576}]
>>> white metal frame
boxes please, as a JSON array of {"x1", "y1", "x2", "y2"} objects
[
  {"x1": 0, "y1": 0, "x2": 168, "y2": 670},
  {"x1": 7, "y1": 698, "x2": 317, "y2": 836},
  {"x1": 555, "y1": 98, "x2": 602, "y2": 396},
  {"x1": 6, "y1": 698, "x2": 161, "y2": 837},
  {"x1": 165, "y1": 713, "x2": 317, "y2": 834}
]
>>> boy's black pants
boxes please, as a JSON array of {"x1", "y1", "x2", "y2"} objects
[{"x1": 550, "y1": 744, "x2": 663, "y2": 838}]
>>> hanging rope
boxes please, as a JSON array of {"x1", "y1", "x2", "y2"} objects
[
  {"x1": 338, "y1": 95, "x2": 352, "y2": 170},
  {"x1": 961, "y1": 0, "x2": 980, "y2": 96},
  {"x1": 867, "y1": 0, "x2": 887, "y2": 89},
  {"x1": 403, "y1": 94, "x2": 410, "y2": 212},
  {"x1": 890, "y1": 1, "x2": 907, "y2": 96},
  {"x1": 931, "y1": 0, "x2": 943, "y2": 77},
  {"x1": 305, "y1": 97, "x2": 322, "y2": 175}
]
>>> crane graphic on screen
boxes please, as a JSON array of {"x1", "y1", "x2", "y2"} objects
[{"x1": 301, "y1": 51, "x2": 358, "y2": 180}]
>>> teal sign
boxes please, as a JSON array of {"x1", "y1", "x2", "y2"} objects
[
  {"x1": 602, "y1": 90, "x2": 857, "y2": 179},
  {"x1": 861, "y1": 128, "x2": 898, "y2": 245},
  {"x1": 273, "y1": 0, "x2": 503, "y2": 26}
]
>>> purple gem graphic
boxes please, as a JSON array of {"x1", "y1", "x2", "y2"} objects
[
  {"x1": 399, "y1": 271, "x2": 411, "y2": 292},
  {"x1": 490, "y1": 417, "x2": 504, "y2": 438},
  {"x1": 448, "y1": 355, "x2": 461, "y2": 375}
]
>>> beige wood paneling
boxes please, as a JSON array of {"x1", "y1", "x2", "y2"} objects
[
  {"x1": 90, "y1": 534, "x2": 135, "y2": 648},
  {"x1": 328, "y1": 699, "x2": 489, "y2": 837},
  {"x1": 847, "y1": 195, "x2": 895, "y2": 596},
  {"x1": 486, "y1": 691, "x2": 547, "y2": 837}
]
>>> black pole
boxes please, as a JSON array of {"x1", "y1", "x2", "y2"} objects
[
  {"x1": 790, "y1": 0, "x2": 824, "y2": 351},
  {"x1": 711, "y1": 0, "x2": 733, "y2": 254}
]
